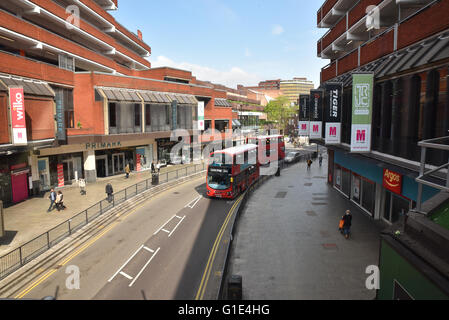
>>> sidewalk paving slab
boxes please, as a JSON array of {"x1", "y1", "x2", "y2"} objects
[{"x1": 227, "y1": 154, "x2": 383, "y2": 300}]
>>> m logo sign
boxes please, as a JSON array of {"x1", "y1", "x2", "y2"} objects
[
  {"x1": 329, "y1": 127, "x2": 337, "y2": 137},
  {"x1": 356, "y1": 130, "x2": 366, "y2": 142},
  {"x1": 313, "y1": 125, "x2": 319, "y2": 133},
  {"x1": 302, "y1": 124, "x2": 307, "y2": 130}
]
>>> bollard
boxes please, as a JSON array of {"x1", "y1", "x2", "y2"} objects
[
  {"x1": 0, "y1": 200, "x2": 4, "y2": 239},
  {"x1": 227, "y1": 275, "x2": 242, "y2": 300}
]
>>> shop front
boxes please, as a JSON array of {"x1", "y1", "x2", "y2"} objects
[
  {"x1": 0, "y1": 152, "x2": 31, "y2": 205},
  {"x1": 331, "y1": 150, "x2": 440, "y2": 223}
]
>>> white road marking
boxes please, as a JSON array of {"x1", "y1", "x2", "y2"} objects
[
  {"x1": 119, "y1": 272, "x2": 133, "y2": 280},
  {"x1": 161, "y1": 229, "x2": 170, "y2": 233},
  {"x1": 108, "y1": 244, "x2": 144, "y2": 282},
  {"x1": 168, "y1": 216, "x2": 186, "y2": 237},
  {"x1": 185, "y1": 195, "x2": 202, "y2": 209},
  {"x1": 129, "y1": 247, "x2": 161, "y2": 287},
  {"x1": 143, "y1": 246, "x2": 154, "y2": 253},
  {"x1": 153, "y1": 215, "x2": 176, "y2": 235}
]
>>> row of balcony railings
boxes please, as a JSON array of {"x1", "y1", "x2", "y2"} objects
[{"x1": 416, "y1": 136, "x2": 449, "y2": 212}]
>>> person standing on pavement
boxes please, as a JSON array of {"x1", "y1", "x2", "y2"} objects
[
  {"x1": 125, "y1": 163, "x2": 130, "y2": 179},
  {"x1": 342, "y1": 210, "x2": 352, "y2": 239},
  {"x1": 47, "y1": 188, "x2": 57, "y2": 212},
  {"x1": 79, "y1": 178, "x2": 86, "y2": 195},
  {"x1": 151, "y1": 162, "x2": 155, "y2": 173},
  {"x1": 319, "y1": 154, "x2": 323, "y2": 167},
  {"x1": 106, "y1": 183, "x2": 113, "y2": 203},
  {"x1": 156, "y1": 161, "x2": 161, "y2": 173}
]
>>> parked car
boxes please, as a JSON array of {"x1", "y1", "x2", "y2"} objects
[{"x1": 285, "y1": 151, "x2": 301, "y2": 163}]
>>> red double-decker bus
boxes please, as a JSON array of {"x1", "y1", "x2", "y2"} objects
[
  {"x1": 247, "y1": 135, "x2": 286, "y2": 165},
  {"x1": 206, "y1": 144, "x2": 259, "y2": 199}
]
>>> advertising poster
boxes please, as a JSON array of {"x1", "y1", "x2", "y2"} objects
[
  {"x1": 351, "y1": 73, "x2": 374, "y2": 153},
  {"x1": 309, "y1": 90, "x2": 324, "y2": 139},
  {"x1": 298, "y1": 94, "x2": 310, "y2": 136},
  {"x1": 324, "y1": 83, "x2": 343, "y2": 145}
]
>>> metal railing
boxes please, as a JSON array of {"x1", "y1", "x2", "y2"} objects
[
  {"x1": 0, "y1": 162, "x2": 207, "y2": 281},
  {"x1": 416, "y1": 136, "x2": 449, "y2": 212}
]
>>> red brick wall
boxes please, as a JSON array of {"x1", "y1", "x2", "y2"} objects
[
  {"x1": 322, "y1": 18, "x2": 346, "y2": 50},
  {"x1": 28, "y1": 0, "x2": 150, "y2": 69},
  {"x1": 321, "y1": 61, "x2": 337, "y2": 83},
  {"x1": 338, "y1": 51, "x2": 358, "y2": 75},
  {"x1": 360, "y1": 29, "x2": 394, "y2": 65},
  {"x1": 0, "y1": 52, "x2": 74, "y2": 86},
  {"x1": 0, "y1": 94, "x2": 9, "y2": 144},
  {"x1": 398, "y1": 0, "x2": 449, "y2": 50},
  {"x1": 25, "y1": 97, "x2": 55, "y2": 141}
]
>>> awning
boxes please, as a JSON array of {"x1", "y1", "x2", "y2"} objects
[
  {"x1": 215, "y1": 98, "x2": 232, "y2": 107},
  {"x1": 0, "y1": 74, "x2": 55, "y2": 97},
  {"x1": 326, "y1": 30, "x2": 449, "y2": 87},
  {"x1": 99, "y1": 87, "x2": 141, "y2": 102},
  {"x1": 139, "y1": 90, "x2": 198, "y2": 105}
]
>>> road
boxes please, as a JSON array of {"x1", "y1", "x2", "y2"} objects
[{"x1": 10, "y1": 176, "x2": 238, "y2": 300}]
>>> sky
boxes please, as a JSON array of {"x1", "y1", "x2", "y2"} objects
[{"x1": 111, "y1": 0, "x2": 329, "y2": 89}]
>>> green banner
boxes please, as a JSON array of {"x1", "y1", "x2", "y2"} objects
[{"x1": 351, "y1": 73, "x2": 374, "y2": 153}]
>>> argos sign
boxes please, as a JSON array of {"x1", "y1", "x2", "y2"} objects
[
  {"x1": 9, "y1": 87, "x2": 27, "y2": 145},
  {"x1": 383, "y1": 169, "x2": 402, "y2": 195}
]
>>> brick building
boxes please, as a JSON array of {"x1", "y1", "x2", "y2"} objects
[
  {"x1": 316, "y1": 0, "x2": 449, "y2": 299},
  {"x1": 0, "y1": 0, "x2": 233, "y2": 205}
]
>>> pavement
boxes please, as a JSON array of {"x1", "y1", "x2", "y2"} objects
[
  {"x1": 0, "y1": 162, "x2": 204, "y2": 256},
  {"x1": 226, "y1": 149, "x2": 384, "y2": 300}
]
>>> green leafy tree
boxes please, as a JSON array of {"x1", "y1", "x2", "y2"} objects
[{"x1": 264, "y1": 95, "x2": 296, "y2": 132}]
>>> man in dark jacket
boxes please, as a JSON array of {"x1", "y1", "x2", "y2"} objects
[
  {"x1": 47, "y1": 188, "x2": 57, "y2": 212},
  {"x1": 106, "y1": 183, "x2": 113, "y2": 203},
  {"x1": 342, "y1": 210, "x2": 352, "y2": 239}
]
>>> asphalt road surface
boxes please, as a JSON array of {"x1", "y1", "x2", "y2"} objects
[{"x1": 12, "y1": 176, "x2": 237, "y2": 300}]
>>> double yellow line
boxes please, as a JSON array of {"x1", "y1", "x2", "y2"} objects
[
  {"x1": 14, "y1": 201, "x2": 145, "y2": 299},
  {"x1": 195, "y1": 194, "x2": 244, "y2": 300}
]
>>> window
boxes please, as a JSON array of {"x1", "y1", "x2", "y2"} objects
[
  {"x1": 362, "y1": 178, "x2": 376, "y2": 215},
  {"x1": 58, "y1": 54, "x2": 75, "y2": 72},
  {"x1": 64, "y1": 89, "x2": 74, "y2": 129},
  {"x1": 145, "y1": 104, "x2": 151, "y2": 126},
  {"x1": 352, "y1": 174, "x2": 361, "y2": 204},
  {"x1": 109, "y1": 103, "x2": 117, "y2": 127},
  {"x1": 166, "y1": 105, "x2": 170, "y2": 125},
  {"x1": 134, "y1": 104, "x2": 141, "y2": 127},
  {"x1": 203, "y1": 120, "x2": 212, "y2": 131},
  {"x1": 215, "y1": 120, "x2": 229, "y2": 133}
]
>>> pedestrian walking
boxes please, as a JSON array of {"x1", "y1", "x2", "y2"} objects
[
  {"x1": 156, "y1": 161, "x2": 161, "y2": 173},
  {"x1": 307, "y1": 158, "x2": 313, "y2": 170},
  {"x1": 55, "y1": 191, "x2": 66, "y2": 211},
  {"x1": 79, "y1": 178, "x2": 86, "y2": 195},
  {"x1": 319, "y1": 154, "x2": 323, "y2": 167},
  {"x1": 151, "y1": 162, "x2": 155, "y2": 173},
  {"x1": 341, "y1": 210, "x2": 353, "y2": 239},
  {"x1": 106, "y1": 183, "x2": 113, "y2": 203},
  {"x1": 125, "y1": 164, "x2": 130, "y2": 179},
  {"x1": 47, "y1": 188, "x2": 57, "y2": 212}
]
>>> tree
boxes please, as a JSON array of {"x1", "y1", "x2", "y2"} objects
[{"x1": 264, "y1": 95, "x2": 297, "y2": 133}]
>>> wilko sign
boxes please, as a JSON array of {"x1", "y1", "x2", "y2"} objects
[
  {"x1": 351, "y1": 73, "x2": 373, "y2": 153},
  {"x1": 324, "y1": 83, "x2": 342, "y2": 145},
  {"x1": 9, "y1": 87, "x2": 27, "y2": 145},
  {"x1": 383, "y1": 169, "x2": 402, "y2": 195}
]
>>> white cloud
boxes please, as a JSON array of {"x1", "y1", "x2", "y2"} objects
[
  {"x1": 244, "y1": 48, "x2": 252, "y2": 57},
  {"x1": 271, "y1": 25, "x2": 284, "y2": 35},
  {"x1": 150, "y1": 56, "x2": 261, "y2": 89}
]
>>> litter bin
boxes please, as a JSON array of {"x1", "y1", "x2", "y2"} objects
[
  {"x1": 152, "y1": 173, "x2": 159, "y2": 186},
  {"x1": 0, "y1": 200, "x2": 4, "y2": 239}
]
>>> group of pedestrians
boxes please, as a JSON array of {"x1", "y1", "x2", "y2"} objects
[{"x1": 47, "y1": 189, "x2": 66, "y2": 212}]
